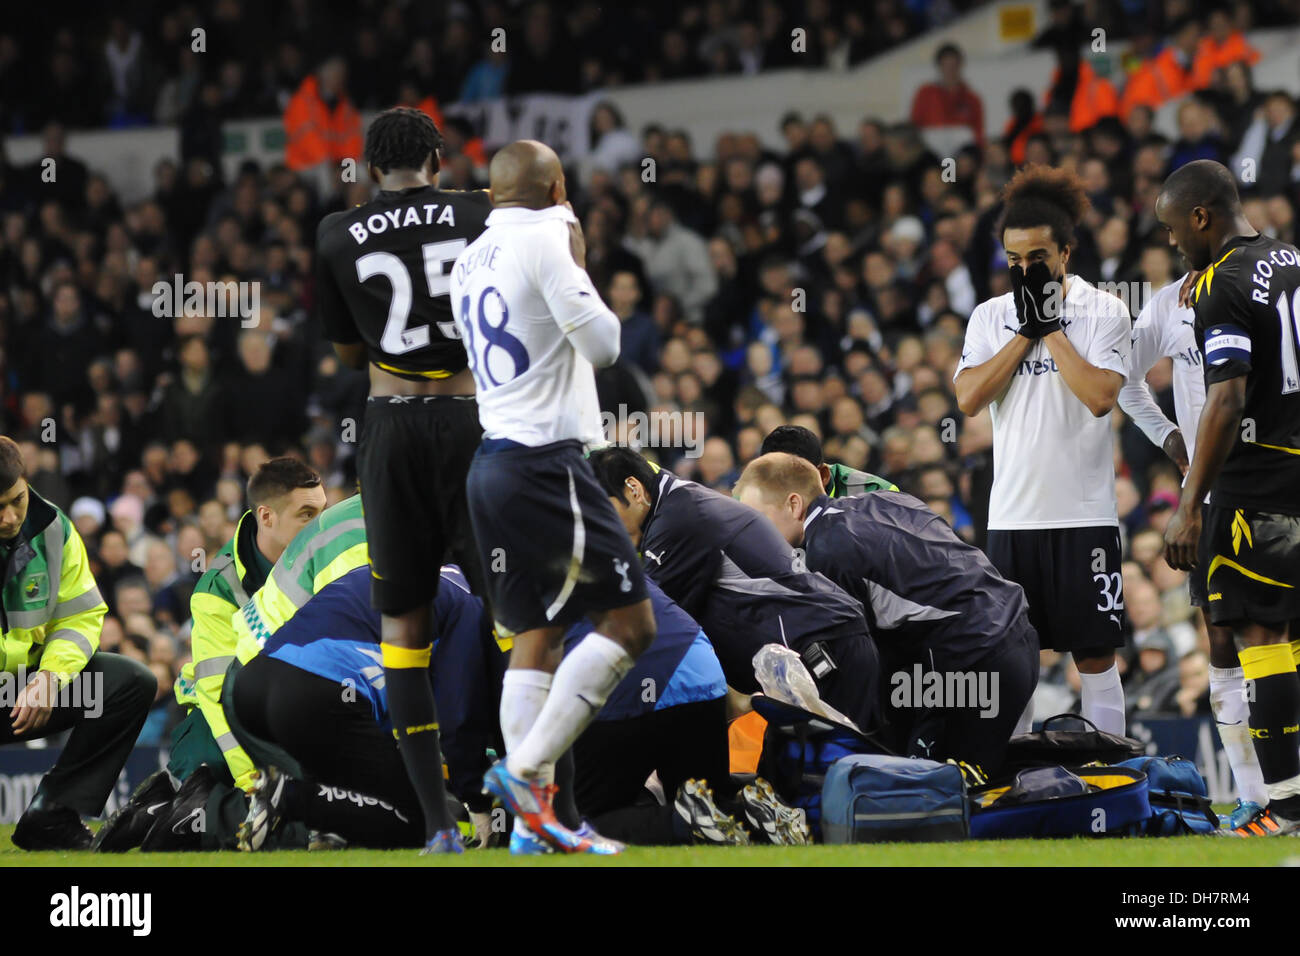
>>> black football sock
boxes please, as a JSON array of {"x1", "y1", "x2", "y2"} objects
[
  {"x1": 382, "y1": 643, "x2": 455, "y2": 839},
  {"x1": 1240, "y1": 643, "x2": 1300, "y2": 817}
]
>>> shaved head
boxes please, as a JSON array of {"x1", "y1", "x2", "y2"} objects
[
  {"x1": 489, "y1": 139, "x2": 565, "y2": 209},
  {"x1": 1156, "y1": 159, "x2": 1253, "y2": 271},
  {"x1": 1159, "y1": 159, "x2": 1241, "y2": 219}
]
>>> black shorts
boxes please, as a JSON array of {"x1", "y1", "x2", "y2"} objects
[
  {"x1": 1189, "y1": 514, "x2": 1212, "y2": 608},
  {"x1": 357, "y1": 395, "x2": 484, "y2": 615},
  {"x1": 801, "y1": 630, "x2": 882, "y2": 736},
  {"x1": 466, "y1": 439, "x2": 648, "y2": 636},
  {"x1": 1202, "y1": 503, "x2": 1300, "y2": 626},
  {"x1": 986, "y1": 526, "x2": 1126, "y2": 654}
]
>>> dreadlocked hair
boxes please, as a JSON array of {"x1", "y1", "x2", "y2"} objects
[{"x1": 364, "y1": 107, "x2": 443, "y2": 175}]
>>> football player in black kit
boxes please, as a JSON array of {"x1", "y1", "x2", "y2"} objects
[
  {"x1": 315, "y1": 107, "x2": 490, "y2": 853},
  {"x1": 1159, "y1": 159, "x2": 1300, "y2": 837}
]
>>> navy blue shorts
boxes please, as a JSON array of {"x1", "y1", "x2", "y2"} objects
[
  {"x1": 985, "y1": 526, "x2": 1126, "y2": 654},
  {"x1": 467, "y1": 439, "x2": 648, "y2": 636}
]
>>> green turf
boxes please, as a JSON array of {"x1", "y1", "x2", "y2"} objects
[{"x1": 2, "y1": 824, "x2": 1297, "y2": 866}]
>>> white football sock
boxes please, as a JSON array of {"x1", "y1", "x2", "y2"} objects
[
  {"x1": 500, "y1": 669, "x2": 552, "y2": 754},
  {"x1": 508, "y1": 634, "x2": 633, "y2": 780},
  {"x1": 500, "y1": 669, "x2": 554, "y2": 836},
  {"x1": 1209, "y1": 665, "x2": 1268, "y2": 806},
  {"x1": 1078, "y1": 663, "x2": 1126, "y2": 736}
]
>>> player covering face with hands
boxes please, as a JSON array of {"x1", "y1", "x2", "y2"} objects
[
  {"x1": 954, "y1": 164, "x2": 1132, "y2": 737},
  {"x1": 1009, "y1": 257, "x2": 1064, "y2": 339}
]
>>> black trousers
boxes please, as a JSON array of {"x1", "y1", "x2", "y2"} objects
[
  {"x1": 228, "y1": 656, "x2": 425, "y2": 848},
  {"x1": 0, "y1": 652, "x2": 154, "y2": 816},
  {"x1": 801, "y1": 631, "x2": 883, "y2": 736},
  {"x1": 571, "y1": 698, "x2": 730, "y2": 845},
  {"x1": 882, "y1": 620, "x2": 1039, "y2": 776}
]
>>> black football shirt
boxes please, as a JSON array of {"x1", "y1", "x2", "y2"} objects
[
  {"x1": 1192, "y1": 232, "x2": 1300, "y2": 514},
  {"x1": 316, "y1": 185, "x2": 491, "y2": 380}
]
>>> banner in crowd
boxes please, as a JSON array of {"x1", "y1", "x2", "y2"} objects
[{"x1": 443, "y1": 93, "x2": 600, "y2": 162}]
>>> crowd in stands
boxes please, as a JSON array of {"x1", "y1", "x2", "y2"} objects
[
  {"x1": 1, "y1": 0, "x2": 987, "y2": 135},
  {"x1": 3, "y1": 0, "x2": 1300, "y2": 745}
]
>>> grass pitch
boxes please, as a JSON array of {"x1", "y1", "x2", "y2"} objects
[{"x1": 2, "y1": 824, "x2": 1297, "y2": 866}]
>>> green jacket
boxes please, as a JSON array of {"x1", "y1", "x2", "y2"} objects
[
  {"x1": 235, "y1": 494, "x2": 368, "y2": 664},
  {"x1": 827, "y1": 462, "x2": 898, "y2": 497},
  {"x1": 174, "y1": 510, "x2": 268, "y2": 790},
  {"x1": 0, "y1": 488, "x2": 105, "y2": 681}
]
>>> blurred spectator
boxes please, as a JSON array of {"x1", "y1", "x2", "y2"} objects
[
  {"x1": 1127, "y1": 631, "x2": 1182, "y2": 720},
  {"x1": 624, "y1": 199, "x2": 718, "y2": 324},
  {"x1": 460, "y1": 36, "x2": 510, "y2": 102},
  {"x1": 608, "y1": 270, "x2": 660, "y2": 375},
  {"x1": 909, "y1": 43, "x2": 984, "y2": 148},
  {"x1": 282, "y1": 57, "x2": 362, "y2": 173},
  {"x1": 1004, "y1": 89, "x2": 1044, "y2": 166},
  {"x1": 1120, "y1": 16, "x2": 1203, "y2": 122},
  {"x1": 586, "y1": 102, "x2": 642, "y2": 176},
  {"x1": 161, "y1": 336, "x2": 225, "y2": 451},
  {"x1": 1231, "y1": 90, "x2": 1300, "y2": 198},
  {"x1": 507, "y1": 3, "x2": 581, "y2": 94},
  {"x1": 1169, "y1": 97, "x2": 1226, "y2": 170},
  {"x1": 1192, "y1": 6, "x2": 1260, "y2": 89},
  {"x1": 1044, "y1": 43, "x2": 1119, "y2": 134}
]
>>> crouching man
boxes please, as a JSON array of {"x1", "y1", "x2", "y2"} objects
[
  {"x1": 587, "y1": 447, "x2": 882, "y2": 735},
  {"x1": 0, "y1": 436, "x2": 154, "y2": 849},
  {"x1": 736, "y1": 452, "x2": 1038, "y2": 777}
]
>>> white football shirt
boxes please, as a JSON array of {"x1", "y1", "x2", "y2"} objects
[
  {"x1": 449, "y1": 204, "x2": 618, "y2": 447},
  {"x1": 1118, "y1": 274, "x2": 1206, "y2": 462},
  {"x1": 954, "y1": 275, "x2": 1131, "y2": 530}
]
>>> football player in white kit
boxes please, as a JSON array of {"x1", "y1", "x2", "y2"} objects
[
  {"x1": 1119, "y1": 269, "x2": 1267, "y2": 825},
  {"x1": 954, "y1": 165, "x2": 1131, "y2": 736},
  {"x1": 450, "y1": 140, "x2": 656, "y2": 855}
]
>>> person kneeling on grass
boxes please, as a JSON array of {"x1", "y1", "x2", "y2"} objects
[
  {"x1": 224, "y1": 563, "x2": 500, "y2": 850},
  {"x1": 559, "y1": 576, "x2": 809, "y2": 850},
  {"x1": 735, "y1": 452, "x2": 1039, "y2": 779},
  {"x1": 225, "y1": 561, "x2": 804, "y2": 852},
  {"x1": 0, "y1": 436, "x2": 155, "y2": 851}
]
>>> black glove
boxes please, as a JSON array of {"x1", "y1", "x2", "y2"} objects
[{"x1": 1010, "y1": 260, "x2": 1063, "y2": 339}]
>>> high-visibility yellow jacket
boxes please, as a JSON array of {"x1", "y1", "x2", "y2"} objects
[
  {"x1": 1, "y1": 488, "x2": 105, "y2": 682},
  {"x1": 174, "y1": 511, "x2": 267, "y2": 791},
  {"x1": 234, "y1": 495, "x2": 368, "y2": 663}
]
